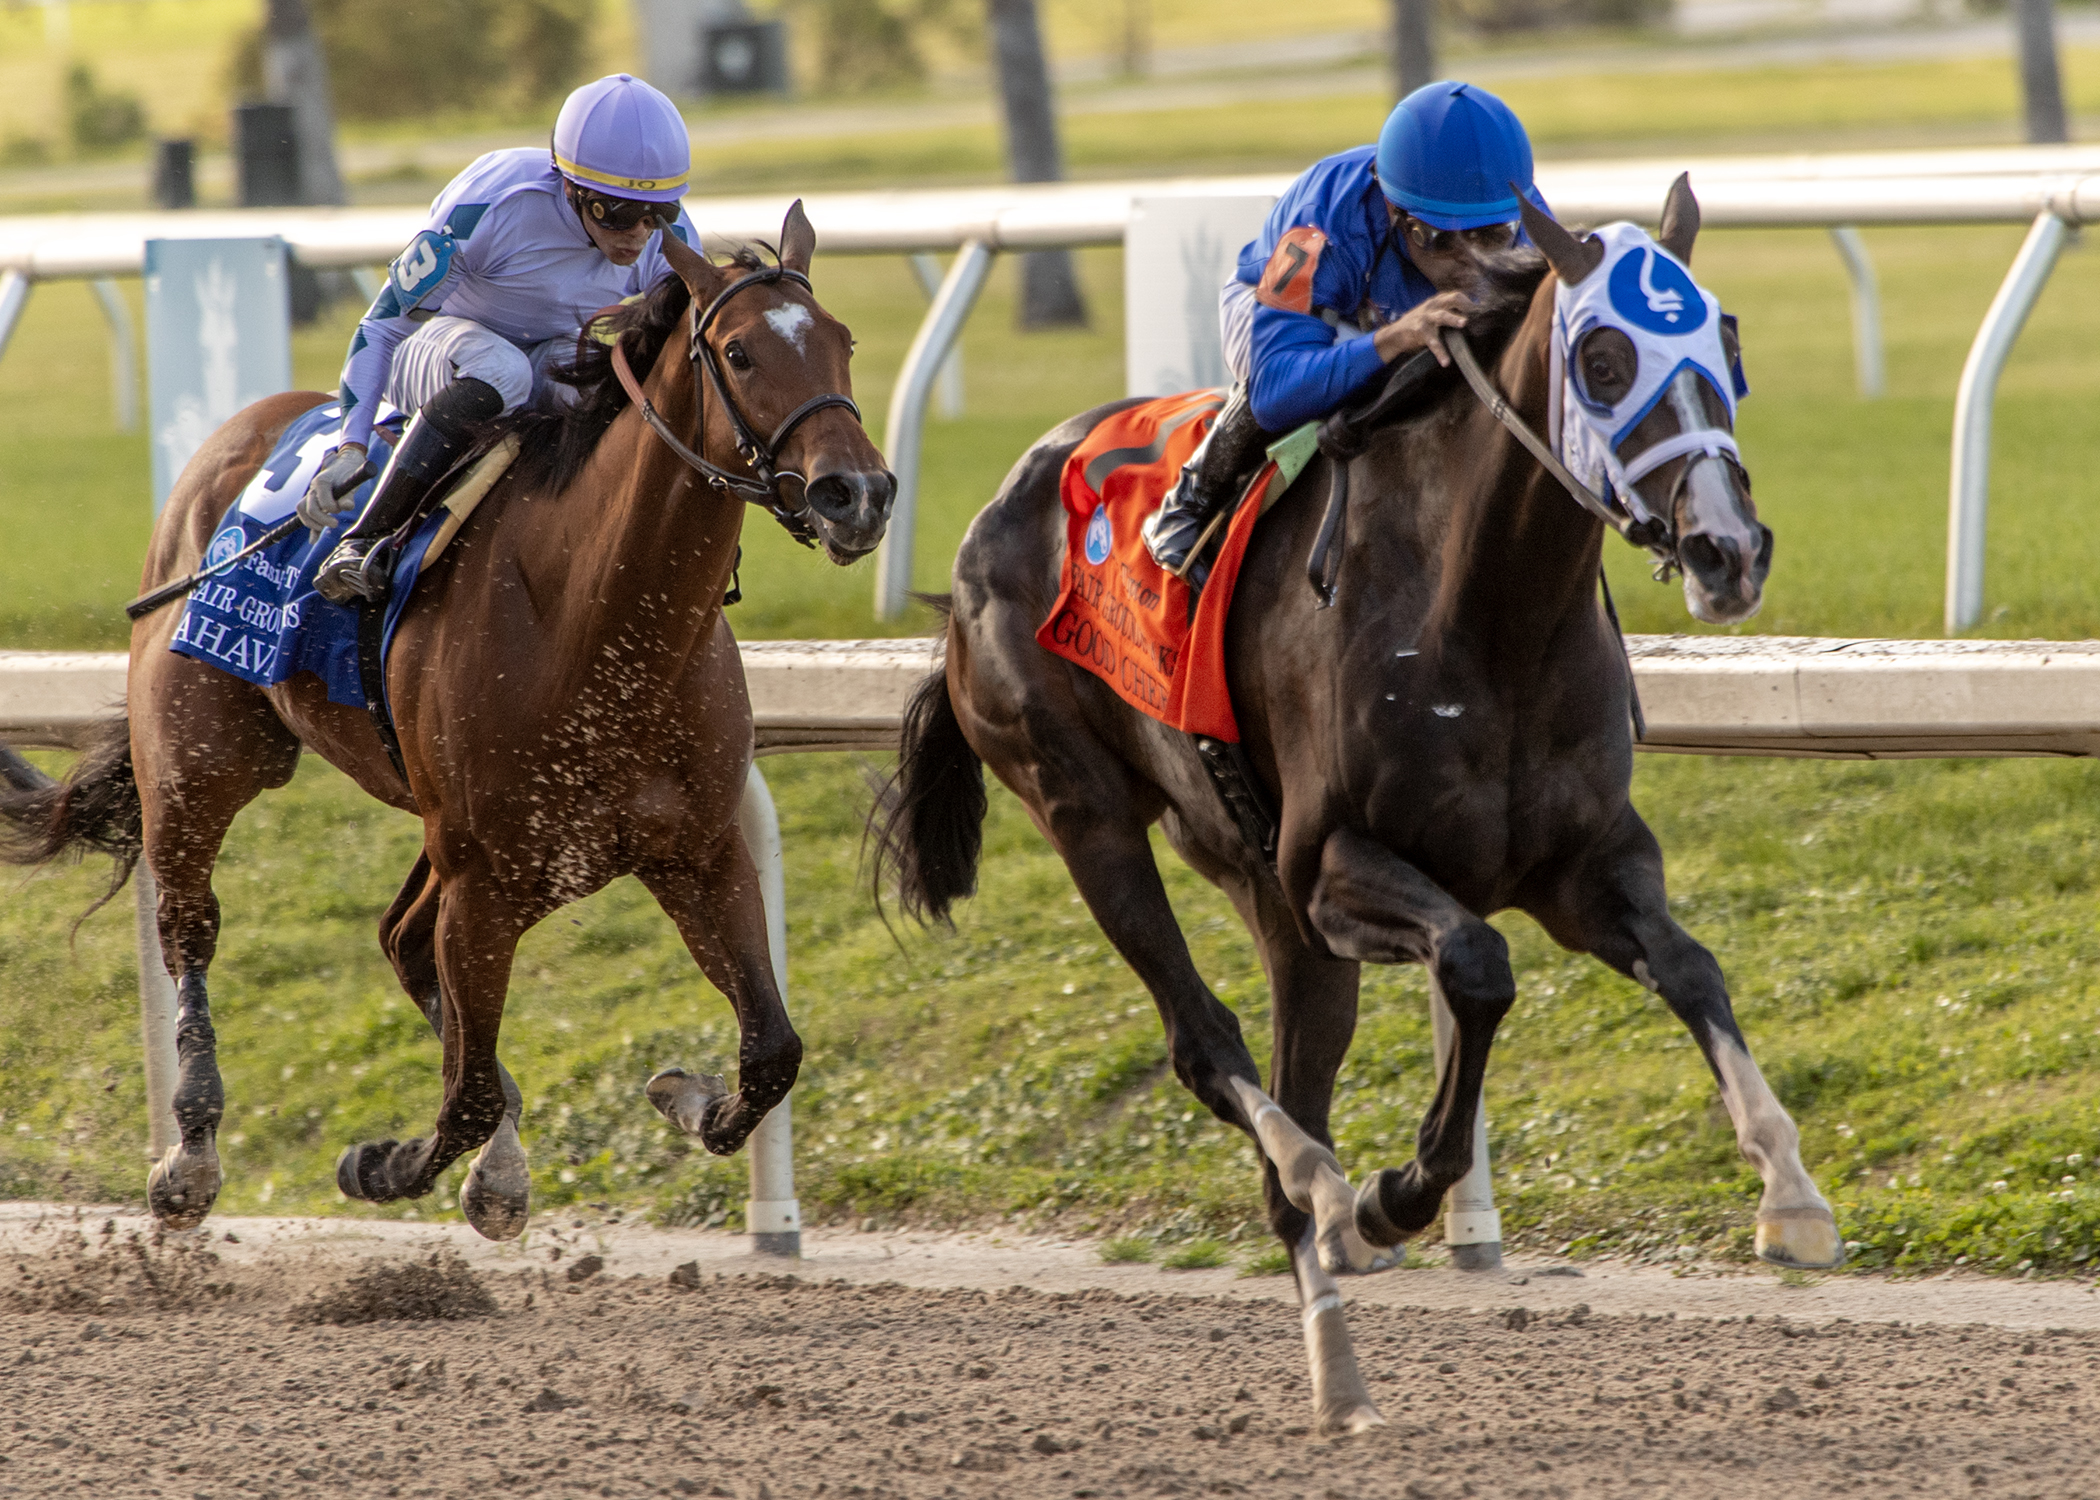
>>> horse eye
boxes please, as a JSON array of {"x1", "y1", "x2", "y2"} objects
[{"x1": 725, "y1": 341, "x2": 752, "y2": 371}]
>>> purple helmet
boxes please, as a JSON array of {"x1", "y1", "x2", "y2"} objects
[{"x1": 551, "y1": 74, "x2": 690, "y2": 204}]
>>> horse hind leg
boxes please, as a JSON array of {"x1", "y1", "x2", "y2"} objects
[
  {"x1": 378, "y1": 852, "x2": 529, "y2": 1240},
  {"x1": 134, "y1": 680, "x2": 300, "y2": 1231},
  {"x1": 147, "y1": 969, "x2": 224, "y2": 1230}
]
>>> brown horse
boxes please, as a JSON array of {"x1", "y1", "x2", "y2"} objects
[
  {"x1": 872, "y1": 183, "x2": 1837, "y2": 1434},
  {"x1": 1, "y1": 205, "x2": 891, "y2": 1241}
]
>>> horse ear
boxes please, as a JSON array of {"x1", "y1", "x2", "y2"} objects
[
  {"x1": 658, "y1": 224, "x2": 727, "y2": 304},
  {"x1": 780, "y1": 199, "x2": 816, "y2": 276},
  {"x1": 1658, "y1": 172, "x2": 1700, "y2": 264},
  {"x1": 1516, "y1": 185, "x2": 1604, "y2": 287}
]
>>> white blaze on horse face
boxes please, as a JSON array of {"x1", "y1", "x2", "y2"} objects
[
  {"x1": 1660, "y1": 370, "x2": 1764, "y2": 623},
  {"x1": 765, "y1": 302, "x2": 814, "y2": 356}
]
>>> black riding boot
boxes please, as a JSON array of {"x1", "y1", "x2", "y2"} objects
[
  {"x1": 1140, "y1": 386, "x2": 1272, "y2": 579},
  {"x1": 315, "y1": 377, "x2": 503, "y2": 605}
]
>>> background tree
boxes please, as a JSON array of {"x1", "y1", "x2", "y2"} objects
[
  {"x1": 2014, "y1": 0, "x2": 2070, "y2": 144},
  {"x1": 261, "y1": 0, "x2": 345, "y2": 206},
  {"x1": 987, "y1": 0, "x2": 1087, "y2": 329},
  {"x1": 1391, "y1": 0, "x2": 1435, "y2": 99}
]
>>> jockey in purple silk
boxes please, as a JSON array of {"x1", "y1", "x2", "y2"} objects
[
  {"x1": 301, "y1": 73, "x2": 701, "y2": 605},
  {"x1": 1142, "y1": 81, "x2": 1547, "y2": 577}
]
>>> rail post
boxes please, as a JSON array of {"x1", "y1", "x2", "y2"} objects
[
  {"x1": 0, "y1": 270, "x2": 29, "y2": 362},
  {"x1": 737, "y1": 763, "x2": 801, "y2": 1255},
  {"x1": 1946, "y1": 209, "x2": 2071, "y2": 632},
  {"x1": 874, "y1": 239, "x2": 994, "y2": 622},
  {"x1": 907, "y1": 253, "x2": 966, "y2": 419},
  {"x1": 1827, "y1": 227, "x2": 1885, "y2": 399},
  {"x1": 89, "y1": 278, "x2": 140, "y2": 433},
  {"x1": 134, "y1": 862, "x2": 179, "y2": 1159}
]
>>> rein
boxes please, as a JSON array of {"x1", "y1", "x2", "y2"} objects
[
  {"x1": 609, "y1": 263, "x2": 864, "y2": 548},
  {"x1": 1444, "y1": 329, "x2": 1677, "y2": 575}
]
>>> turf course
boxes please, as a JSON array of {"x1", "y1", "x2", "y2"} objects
[{"x1": 4, "y1": 104, "x2": 2100, "y2": 1278}]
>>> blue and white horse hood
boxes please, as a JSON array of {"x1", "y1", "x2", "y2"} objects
[{"x1": 1548, "y1": 220, "x2": 1748, "y2": 525}]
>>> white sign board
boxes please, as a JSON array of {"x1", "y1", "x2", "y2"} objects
[
  {"x1": 145, "y1": 237, "x2": 293, "y2": 514},
  {"x1": 1124, "y1": 195, "x2": 1276, "y2": 399}
]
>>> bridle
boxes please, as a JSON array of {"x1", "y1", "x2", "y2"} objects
[
  {"x1": 1446, "y1": 328, "x2": 1707, "y2": 582},
  {"x1": 610, "y1": 262, "x2": 866, "y2": 549}
]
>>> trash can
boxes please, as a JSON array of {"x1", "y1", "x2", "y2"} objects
[
  {"x1": 701, "y1": 19, "x2": 789, "y2": 95},
  {"x1": 231, "y1": 102, "x2": 300, "y2": 208}
]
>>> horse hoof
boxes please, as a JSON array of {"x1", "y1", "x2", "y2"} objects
[
  {"x1": 1318, "y1": 1222, "x2": 1403, "y2": 1276},
  {"x1": 645, "y1": 1068, "x2": 727, "y2": 1138},
  {"x1": 460, "y1": 1119, "x2": 531, "y2": 1242},
  {"x1": 1755, "y1": 1205, "x2": 1845, "y2": 1269},
  {"x1": 1316, "y1": 1401, "x2": 1387, "y2": 1438},
  {"x1": 1351, "y1": 1169, "x2": 1419, "y2": 1250},
  {"x1": 146, "y1": 1144, "x2": 221, "y2": 1231},
  {"x1": 336, "y1": 1139, "x2": 401, "y2": 1203}
]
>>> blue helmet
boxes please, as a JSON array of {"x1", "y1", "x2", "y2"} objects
[
  {"x1": 1375, "y1": 81, "x2": 1537, "y2": 231},
  {"x1": 552, "y1": 74, "x2": 690, "y2": 204}
]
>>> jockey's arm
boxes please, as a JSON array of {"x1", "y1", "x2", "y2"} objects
[
  {"x1": 1245, "y1": 291, "x2": 1471, "y2": 433},
  {"x1": 336, "y1": 223, "x2": 467, "y2": 450}
]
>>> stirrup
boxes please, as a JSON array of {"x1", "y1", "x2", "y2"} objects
[{"x1": 315, "y1": 538, "x2": 391, "y2": 606}]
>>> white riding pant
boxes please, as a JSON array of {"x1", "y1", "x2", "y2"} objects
[
  {"x1": 1220, "y1": 278, "x2": 1257, "y2": 386},
  {"x1": 1218, "y1": 276, "x2": 1377, "y2": 396},
  {"x1": 383, "y1": 315, "x2": 577, "y2": 419}
]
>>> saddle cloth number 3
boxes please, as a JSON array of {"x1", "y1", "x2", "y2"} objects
[{"x1": 1256, "y1": 225, "x2": 1327, "y2": 315}]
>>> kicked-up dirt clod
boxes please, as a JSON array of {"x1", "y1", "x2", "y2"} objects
[{"x1": 288, "y1": 1247, "x2": 498, "y2": 1326}]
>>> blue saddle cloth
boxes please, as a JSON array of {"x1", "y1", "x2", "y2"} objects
[{"x1": 169, "y1": 401, "x2": 451, "y2": 712}]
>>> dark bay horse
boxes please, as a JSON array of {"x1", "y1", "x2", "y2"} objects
[
  {"x1": 2, "y1": 206, "x2": 892, "y2": 1241},
  {"x1": 873, "y1": 182, "x2": 1837, "y2": 1434}
]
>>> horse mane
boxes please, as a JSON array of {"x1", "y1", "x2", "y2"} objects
[
  {"x1": 491, "y1": 246, "x2": 773, "y2": 494},
  {"x1": 1322, "y1": 250, "x2": 1547, "y2": 446},
  {"x1": 1458, "y1": 247, "x2": 1550, "y2": 358}
]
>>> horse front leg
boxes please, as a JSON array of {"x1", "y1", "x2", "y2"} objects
[
  {"x1": 1215, "y1": 871, "x2": 1391, "y2": 1436},
  {"x1": 638, "y1": 824, "x2": 801, "y2": 1157},
  {"x1": 1533, "y1": 806, "x2": 1842, "y2": 1269},
  {"x1": 1301, "y1": 827, "x2": 1517, "y2": 1250},
  {"x1": 337, "y1": 871, "x2": 519, "y2": 1212},
  {"x1": 377, "y1": 853, "x2": 530, "y2": 1240}
]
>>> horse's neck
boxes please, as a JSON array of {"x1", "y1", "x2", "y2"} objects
[
  {"x1": 540, "y1": 347, "x2": 745, "y2": 665},
  {"x1": 1435, "y1": 290, "x2": 1605, "y2": 652}
]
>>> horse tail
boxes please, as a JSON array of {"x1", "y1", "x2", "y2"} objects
[
  {"x1": 867, "y1": 606, "x2": 986, "y2": 928},
  {"x1": 0, "y1": 718, "x2": 144, "y2": 920}
]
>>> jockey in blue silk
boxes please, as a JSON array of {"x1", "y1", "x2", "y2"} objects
[
  {"x1": 302, "y1": 73, "x2": 701, "y2": 604},
  {"x1": 1142, "y1": 80, "x2": 1546, "y2": 576}
]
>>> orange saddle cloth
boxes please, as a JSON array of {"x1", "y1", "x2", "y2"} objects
[{"x1": 1035, "y1": 390, "x2": 1286, "y2": 744}]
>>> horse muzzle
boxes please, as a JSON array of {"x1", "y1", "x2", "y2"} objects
[
  {"x1": 1679, "y1": 522, "x2": 1772, "y2": 624},
  {"x1": 804, "y1": 467, "x2": 897, "y2": 562}
]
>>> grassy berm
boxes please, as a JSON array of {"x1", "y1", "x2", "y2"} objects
[{"x1": 5, "y1": 85, "x2": 2100, "y2": 1278}]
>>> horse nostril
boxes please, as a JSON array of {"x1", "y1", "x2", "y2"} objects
[
  {"x1": 1680, "y1": 533, "x2": 1727, "y2": 580},
  {"x1": 806, "y1": 471, "x2": 893, "y2": 525}
]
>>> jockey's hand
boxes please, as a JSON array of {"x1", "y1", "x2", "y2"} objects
[
  {"x1": 298, "y1": 443, "x2": 372, "y2": 537},
  {"x1": 1375, "y1": 291, "x2": 1475, "y2": 368}
]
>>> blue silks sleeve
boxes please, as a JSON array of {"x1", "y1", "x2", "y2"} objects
[{"x1": 1246, "y1": 304, "x2": 1392, "y2": 433}]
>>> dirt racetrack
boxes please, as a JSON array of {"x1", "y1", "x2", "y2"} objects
[{"x1": 5, "y1": 1207, "x2": 2100, "y2": 1500}]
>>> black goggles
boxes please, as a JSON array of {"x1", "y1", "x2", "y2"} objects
[{"x1": 575, "y1": 188, "x2": 678, "y2": 232}]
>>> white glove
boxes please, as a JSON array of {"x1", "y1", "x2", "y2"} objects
[{"x1": 298, "y1": 444, "x2": 372, "y2": 537}]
